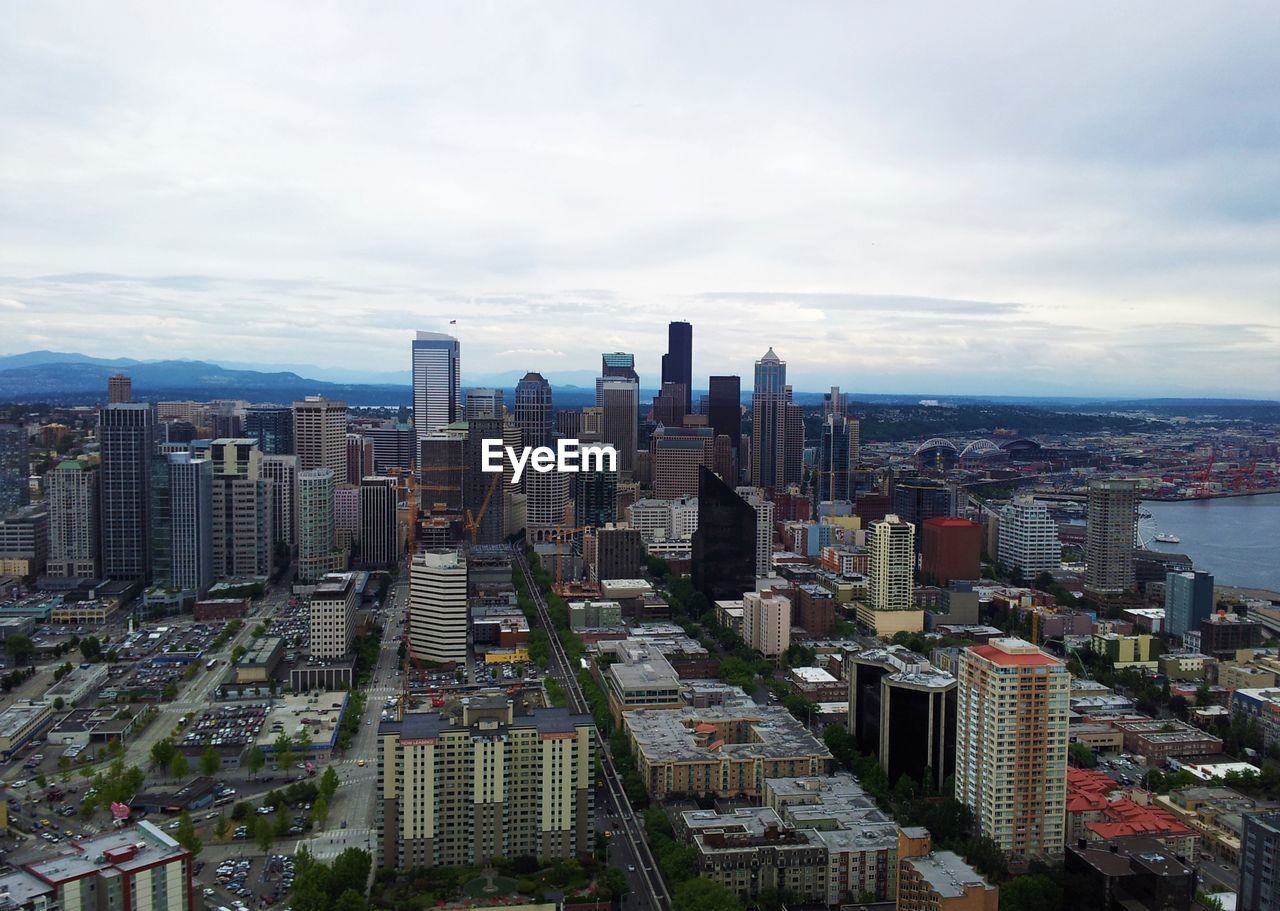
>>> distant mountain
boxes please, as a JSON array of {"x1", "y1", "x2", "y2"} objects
[{"x1": 0, "y1": 350, "x2": 143, "y2": 371}]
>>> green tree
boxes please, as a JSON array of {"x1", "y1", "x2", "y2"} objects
[
  {"x1": 80, "y1": 636, "x2": 103, "y2": 662},
  {"x1": 6, "y1": 634, "x2": 36, "y2": 665},
  {"x1": 1000, "y1": 874, "x2": 1061, "y2": 911},
  {"x1": 311, "y1": 795, "x2": 329, "y2": 828},
  {"x1": 962, "y1": 836, "x2": 1009, "y2": 882},
  {"x1": 246, "y1": 745, "x2": 265, "y2": 778},
  {"x1": 274, "y1": 802, "x2": 291, "y2": 836},
  {"x1": 333, "y1": 891, "x2": 366, "y2": 911},
  {"x1": 672, "y1": 878, "x2": 741, "y2": 911},
  {"x1": 329, "y1": 848, "x2": 372, "y2": 897},
  {"x1": 319, "y1": 765, "x2": 339, "y2": 801},
  {"x1": 214, "y1": 815, "x2": 230, "y2": 839},
  {"x1": 162, "y1": 682, "x2": 179, "y2": 701},
  {"x1": 1068, "y1": 742, "x2": 1098, "y2": 768},
  {"x1": 174, "y1": 811, "x2": 203, "y2": 856},
  {"x1": 231, "y1": 801, "x2": 251, "y2": 822},
  {"x1": 274, "y1": 732, "x2": 295, "y2": 771},
  {"x1": 200, "y1": 744, "x2": 220, "y2": 777},
  {"x1": 169, "y1": 751, "x2": 190, "y2": 780},
  {"x1": 53, "y1": 696, "x2": 65, "y2": 710},
  {"x1": 255, "y1": 815, "x2": 274, "y2": 853}
]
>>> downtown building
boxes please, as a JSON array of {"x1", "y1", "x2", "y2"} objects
[
  {"x1": 99, "y1": 403, "x2": 155, "y2": 582},
  {"x1": 750, "y1": 348, "x2": 803, "y2": 490},
  {"x1": 45, "y1": 459, "x2": 99, "y2": 578},
  {"x1": 208, "y1": 439, "x2": 273, "y2": 580},
  {"x1": 376, "y1": 695, "x2": 594, "y2": 869},
  {"x1": 1085, "y1": 478, "x2": 1139, "y2": 593},
  {"x1": 297, "y1": 467, "x2": 346, "y2": 582},
  {"x1": 998, "y1": 496, "x2": 1061, "y2": 579},
  {"x1": 358, "y1": 476, "x2": 399, "y2": 568},
  {"x1": 412, "y1": 331, "x2": 461, "y2": 441},
  {"x1": 292, "y1": 395, "x2": 348, "y2": 477},
  {"x1": 408, "y1": 549, "x2": 467, "y2": 664},
  {"x1": 692, "y1": 468, "x2": 757, "y2": 601},
  {"x1": 0, "y1": 421, "x2": 30, "y2": 517},
  {"x1": 661, "y1": 320, "x2": 693, "y2": 413},
  {"x1": 164, "y1": 452, "x2": 214, "y2": 598},
  {"x1": 244, "y1": 404, "x2": 294, "y2": 455},
  {"x1": 310, "y1": 572, "x2": 358, "y2": 660},
  {"x1": 955, "y1": 638, "x2": 1069, "y2": 859},
  {"x1": 513, "y1": 371, "x2": 553, "y2": 449}
]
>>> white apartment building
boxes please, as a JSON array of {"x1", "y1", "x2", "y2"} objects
[
  {"x1": 743, "y1": 588, "x2": 791, "y2": 659},
  {"x1": 310, "y1": 572, "x2": 358, "y2": 660},
  {"x1": 409, "y1": 549, "x2": 467, "y2": 663},
  {"x1": 998, "y1": 497, "x2": 1060, "y2": 578},
  {"x1": 868, "y1": 514, "x2": 915, "y2": 611}
]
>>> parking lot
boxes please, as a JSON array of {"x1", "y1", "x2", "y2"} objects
[{"x1": 179, "y1": 703, "x2": 270, "y2": 751}]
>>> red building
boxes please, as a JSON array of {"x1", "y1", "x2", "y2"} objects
[
  {"x1": 793, "y1": 584, "x2": 836, "y2": 638},
  {"x1": 921, "y1": 517, "x2": 982, "y2": 585}
]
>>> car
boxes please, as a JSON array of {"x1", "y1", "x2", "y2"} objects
[
  {"x1": 356, "y1": 759, "x2": 366, "y2": 767},
  {"x1": 11, "y1": 780, "x2": 27, "y2": 789},
  {"x1": 166, "y1": 820, "x2": 181, "y2": 830},
  {"x1": 340, "y1": 819, "x2": 347, "y2": 828},
  {"x1": 39, "y1": 818, "x2": 50, "y2": 826},
  {"x1": 627, "y1": 865, "x2": 636, "y2": 873},
  {"x1": 203, "y1": 889, "x2": 216, "y2": 897}
]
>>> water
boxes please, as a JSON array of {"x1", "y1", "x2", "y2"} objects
[{"x1": 1142, "y1": 493, "x2": 1280, "y2": 592}]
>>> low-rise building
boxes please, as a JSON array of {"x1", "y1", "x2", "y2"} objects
[
  {"x1": 234, "y1": 636, "x2": 284, "y2": 684},
  {"x1": 1066, "y1": 768, "x2": 1199, "y2": 857},
  {"x1": 0, "y1": 700, "x2": 54, "y2": 757},
  {"x1": 1232, "y1": 687, "x2": 1280, "y2": 754},
  {"x1": 602, "y1": 640, "x2": 684, "y2": 722},
  {"x1": 788, "y1": 666, "x2": 846, "y2": 702},
  {"x1": 897, "y1": 831, "x2": 998, "y2": 911},
  {"x1": 1114, "y1": 719, "x2": 1224, "y2": 762},
  {"x1": 1064, "y1": 836, "x2": 1195, "y2": 911},
  {"x1": 1092, "y1": 632, "x2": 1156, "y2": 670},
  {"x1": 679, "y1": 807, "x2": 828, "y2": 905}
]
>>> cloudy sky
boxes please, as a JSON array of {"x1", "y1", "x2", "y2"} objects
[{"x1": 2, "y1": 2, "x2": 1278, "y2": 397}]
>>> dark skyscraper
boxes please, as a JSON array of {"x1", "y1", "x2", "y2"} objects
[
  {"x1": 661, "y1": 321, "x2": 692, "y2": 412},
  {"x1": 750, "y1": 349, "x2": 802, "y2": 489},
  {"x1": 0, "y1": 422, "x2": 30, "y2": 517},
  {"x1": 574, "y1": 468, "x2": 618, "y2": 528},
  {"x1": 817, "y1": 414, "x2": 854, "y2": 502},
  {"x1": 707, "y1": 375, "x2": 741, "y2": 448},
  {"x1": 691, "y1": 466, "x2": 757, "y2": 601},
  {"x1": 514, "y1": 372, "x2": 554, "y2": 449},
  {"x1": 245, "y1": 405, "x2": 294, "y2": 455},
  {"x1": 99, "y1": 403, "x2": 155, "y2": 582}
]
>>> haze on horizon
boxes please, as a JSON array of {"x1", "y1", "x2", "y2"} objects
[{"x1": 2, "y1": 2, "x2": 1278, "y2": 399}]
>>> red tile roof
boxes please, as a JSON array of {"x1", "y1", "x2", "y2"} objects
[{"x1": 1067, "y1": 768, "x2": 1194, "y2": 840}]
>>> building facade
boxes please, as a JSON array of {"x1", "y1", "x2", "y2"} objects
[
  {"x1": 408, "y1": 549, "x2": 467, "y2": 664},
  {"x1": 1165, "y1": 570, "x2": 1215, "y2": 638},
  {"x1": 45, "y1": 460, "x2": 99, "y2": 578},
  {"x1": 412, "y1": 331, "x2": 461, "y2": 441},
  {"x1": 292, "y1": 396, "x2": 348, "y2": 477},
  {"x1": 99, "y1": 403, "x2": 155, "y2": 582},
  {"x1": 1085, "y1": 478, "x2": 1139, "y2": 593},
  {"x1": 998, "y1": 497, "x2": 1060, "y2": 578}
]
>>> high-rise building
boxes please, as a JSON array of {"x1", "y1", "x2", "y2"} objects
[
  {"x1": 661, "y1": 320, "x2": 692, "y2": 413},
  {"x1": 1085, "y1": 478, "x2": 1139, "y2": 593},
  {"x1": 650, "y1": 382, "x2": 688, "y2": 429},
  {"x1": 376, "y1": 697, "x2": 594, "y2": 869},
  {"x1": 649, "y1": 425, "x2": 713, "y2": 499},
  {"x1": 310, "y1": 571, "x2": 357, "y2": 660},
  {"x1": 712, "y1": 433, "x2": 735, "y2": 484},
  {"x1": 1241, "y1": 811, "x2": 1280, "y2": 911},
  {"x1": 598, "y1": 378, "x2": 639, "y2": 475},
  {"x1": 245, "y1": 405, "x2": 294, "y2": 455},
  {"x1": 408, "y1": 549, "x2": 467, "y2": 663},
  {"x1": 0, "y1": 506, "x2": 48, "y2": 578},
  {"x1": 166, "y1": 453, "x2": 214, "y2": 597},
  {"x1": 514, "y1": 372, "x2": 553, "y2": 450},
  {"x1": 346, "y1": 433, "x2": 375, "y2": 485},
  {"x1": 868, "y1": 514, "x2": 915, "y2": 611},
  {"x1": 750, "y1": 349, "x2": 801, "y2": 489},
  {"x1": 707, "y1": 375, "x2": 741, "y2": 449},
  {"x1": 359, "y1": 476, "x2": 399, "y2": 567},
  {"x1": 45, "y1": 460, "x2": 99, "y2": 578},
  {"x1": 1165, "y1": 570, "x2": 1215, "y2": 637},
  {"x1": 99, "y1": 403, "x2": 155, "y2": 582},
  {"x1": 736, "y1": 486, "x2": 775, "y2": 577},
  {"x1": 107, "y1": 373, "x2": 132, "y2": 404},
  {"x1": 692, "y1": 468, "x2": 757, "y2": 600},
  {"x1": 464, "y1": 401, "x2": 515, "y2": 544},
  {"x1": 592, "y1": 524, "x2": 644, "y2": 581},
  {"x1": 334, "y1": 483, "x2": 360, "y2": 551},
  {"x1": 881, "y1": 667, "x2": 957, "y2": 794},
  {"x1": 892, "y1": 478, "x2": 953, "y2": 548},
  {"x1": 816, "y1": 414, "x2": 854, "y2": 502},
  {"x1": 0, "y1": 422, "x2": 31, "y2": 516},
  {"x1": 743, "y1": 588, "x2": 791, "y2": 659},
  {"x1": 261, "y1": 454, "x2": 299, "y2": 549},
  {"x1": 412, "y1": 331, "x2": 461, "y2": 441},
  {"x1": 955, "y1": 638, "x2": 1069, "y2": 859},
  {"x1": 822, "y1": 386, "x2": 846, "y2": 418},
  {"x1": 921, "y1": 517, "x2": 982, "y2": 586},
  {"x1": 599, "y1": 351, "x2": 638, "y2": 383},
  {"x1": 297, "y1": 468, "x2": 344, "y2": 582},
  {"x1": 365, "y1": 421, "x2": 414, "y2": 473},
  {"x1": 419, "y1": 432, "x2": 466, "y2": 514},
  {"x1": 464, "y1": 388, "x2": 503, "y2": 421},
  {"x1": 525, "y1": 467, "x2": 569, "y2": 528},
  {"x1": 998, "y1": 497, "x2": 1060, "y2": 578},
  {"x1": 293, "y1": 396, "x2": 348, "y2": 478},
  {"x1": 574, "y1": 466, "x2": 618, "y2": 528},
  {"x1": 555, "y1": 409, "x2": 581, "y2": 441},
  {"x1": 208, "y1": 439, "x2": 273, "y2": 580},
  {"x1": 580, "y1": 406, "x2": 604, "y2": 442}
]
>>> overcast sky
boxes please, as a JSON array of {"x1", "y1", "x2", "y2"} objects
[{"x1": 2, "y1": 3, "x2": 1278, "y2": 397}]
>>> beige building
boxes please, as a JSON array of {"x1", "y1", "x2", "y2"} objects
[
  {"x1": 209, "y1": 439, "x2": 273, "y2": 580},
  {"x1": 409, "y1": 549, "x2": 467, "y2": 664},
  {"x1": 45, "y1": 459, "x2": 99, "y2": 578},
  {"x1": 955, "y1": 637, "x2": 1069, "y2": 859},
  {"x1": 743, "y1": 588, "x2": 791, "y2": 659},
  {"x1": 293, "y1": 395, "x2": 348, "y2": 477},
  {"x1": 309, "y1": 572, "x2": 357, "y2": 660},
  {"x1": 897, "y1": 829, "x2": 998, "y2": 911},
  {"x1": 376, "y1": 695, "x2": 594, "y2": 869}
]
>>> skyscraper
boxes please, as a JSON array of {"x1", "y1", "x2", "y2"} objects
[
  {"x1": 750, "y1": 349, "x2": 801, "y2": 489},
  {"x1": 650, "y1": 382, "x2": 688, "y2": 428},
  {"x1": 1085, "y1": 478, "x2": 1139, "y2": 593},
  {"x1": 598, "y1": 378, "x2": 638, "y2": 474},
  {"x1": 955, "y1": 638, "x2": 1068, "y2": 859},
  {"x1": 998, "y1": 497, "x2": 1060, "y2": 579},
  {"x1": 599, "y1": 351, "x2": 638, "y2": 383},
  {"x1": 412, "y1": 331, "x2": 461, "y2": 441},
  {"x1": 408, "y1": 549, "x2": 467, "y2": 664},
  {"x1": 707, "y1": 375, "x2": 741, "y2": 448},
  {"x1": 868, "y1": 514, "x2": 915, "y2": 611},
  {"x1": 736, "y1": 486, "x2": 775, "y2": 577},
  {"x1": 464, "y1": 388, "x2": 503, "y2": 421},
  {"x1": 524, "y1": 466, "x2": 569, "y2": 528},
  {"x1": 692, "y1": 467, "x2": 756, "y2": 600},
  {"x1": 261, "y1": 454, "x2": 298, "y2": 550},
  {"x1": 822, "y1": 386, "x2": 846, "y2": 418},
  {"x1": 209, "y1": 439, "x2": 273, "y2": 580},
  {"x1": 419, "y1": 432, "x2": 466, "y2": 514},
  {"x1": 166, "y1": 452, "x2": 214, "y2": 597},
  {"x1": 514, "y1": 372, "x2": 553, "y2": 450},
  {"x1": 574, "y1": 466, "x2": 618, "y2": 528},
  {"x1": 46, "y1": 459, "x2": 99, "y2": 578},
  {"x1": 297, "y1": 467, "x2": 343, "y2": 582},
  {"x1": 99, "y1": 403, "x2": 154, "y2": 582},
  {"x1": 464, "y1": 402, "x2": 510, "y2": 544},
  {"x1": 661, "y1": 320, "x2": 693, "y2": 413},
  {"x1": 359, "y1": 476, "x2": 399, "y2": 567},
  {"x1": 245, "y1": 405, "x2": 294, "y2": 455},
  {"x1": 649, "y1": 425, "x2": 713, "y2": 499},
  {"x1": 107, "y1": 373, "x2": 132, "y2": 404},
  {"x1": 1165, "y1": 570, "x2": 1215, "y2": 637},
  {"x1": 1240, "y1": 811, "x2": 1280, "y2": 911},
  {"x1": 817, "y1": 414, "x2": 854, "y2": 502},
  {"x1": 293, "y1": 396, "x2": 348, "y2": 477},
  {"x1": 0, "y1": 422, "x2": 31, "y2": 517}
]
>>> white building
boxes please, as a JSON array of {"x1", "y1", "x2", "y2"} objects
[
  {"x1": 45, "y1": 459, "x2": 99, "y2": 578},
  {"x1": 998, "y1": 497, "x2": 1060, "y2": 578},
  {"x1": 743, "y1": 589, "x2": 791, "y2": 659},
  {"x1": 736, "y1": 486, "x2": 775, "y2": 577},
  {"x1": 309, "y1": 572, "x2": 358, "y2": 660},
  {"x1": 867, "y1": 514, "x2": 915, "y2": 612},
  {"x1": 412, "y1": 331, "x2": 461, "y2": 440},
  {"x1": 409, "y1": 549, "x2": 467, "y2": 664}
]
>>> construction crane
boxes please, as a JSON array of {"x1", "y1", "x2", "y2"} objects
[
  {"x1": 548, "y1": 526, "x2": 585, "y2": 590},
  {"x1": 464, "y1": 473, "x2": 503, "y2": 545}
]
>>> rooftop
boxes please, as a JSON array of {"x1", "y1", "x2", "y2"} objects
[
  {"x1": 625, "y1": 703, "x2": 831, "y2": 764},
  {"x1": 24, "y1": 820, "x2": 187, "y2": 884},
  {"x1": 904, "y1": 851, "x2": 994, "y2": 899},
  {"x1": 971, "y1": 637, "x2": 1063, "y2": 667}
]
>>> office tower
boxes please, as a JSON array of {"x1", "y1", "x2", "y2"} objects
[
  {"x1": 514, "y1": 372, "x2": 553, "y2": 450},
  {"x1": 408, "y1": 549, "x2": 467, "y2": 663},
  {"x1": 743, "y1": 589, "x2": 791, "y2": 659},
  {"x1": 0, "y1": 506, "x2": 48, "y2": 577},
  {"x1": 1165, "y1": 570, "x2": 1215, "y2": 637},
  {"x1": 651, "y1": 382, "x2": 688, "y2": 428},
  {"x1": 377, "y1": 697, "x2": 594, "y2": 869},
  {"x1": 649, "y1": 425, "x2": 713, "y2": 499},
  {"x1": 166, "y1": 453, "x2": 214, "y2": 597},
  {"x1": 892, "y1": 478, "x2": 954, "y2": 549},
  {"x1": 419, "y1": 433, "x2": 466, "y2": 514},
  {"x1": 574, "y1": 466, "x2": 618, "y2": 528},
  {"x1": 750, "y1": 349, "x2": 802, "y2": 489},
  {"x1": 816, "y1": 414, "x2": 854, "y2": 502},
  {"x1": 149, "y1": 454, "x2": 173, "y2": 589},
  {"x1": 297, "y1": 468, "x2": 343, "y2": 582},
  {"x1": 692, "y1": 467, "x2": 757, "y2": 600},
  {"x1": 822, "y1": 386, "x2": 846, "y2": 418},
  {"x1": 365, "y1": 421, "x2": 414, "y2": 473},
  {"x1": 591, "y1": 524, "x2": 644, "y2": 581},
  {"x1": 208, "y1": 439, "x2": 273, "y2": 580},
  {"x1": 45, "y1": 460, "x2": 99, "y2": 578},
  {"x1": 107, "y1": 373, "x2": 132, "y2": 404},
  {"x1": 868, "y1": 514, "x2": 915, "y2": 611},
  {"x1": 555, "y1": 409, "x2": 581, "y2": 441},
  {"x1": 580, "y1": 406, "x2": 604, "y2": 442},
  {"x1": 99, "y1": 403, "x2": 154, "y2": 582},
  {"x1": 1241, "y1": 811, "x2": 1280, "y2": 911},
  {"x1": 525, "y1": 467, "x2": 569, "y2": 528},
  {"x1": 210, "y1": 405, "x2": 244, "y2": 440},
  {"x1": 600, "y1": 351, "x2": 638, "y2": 383},
  {"x1": 346, "y1": 433, "x2": 375, "y2": 484},
  {"x1": 310, "y1": 572, "x2": 357, "y2": 660},
  {"x1": 334, "y1": 483, "x2": 360, "y2": 550},
  {"x1": 292, "y1": 395, "x2": 348, "y2": 477},
  {"x1": 261, "y1": 455, "x2": 298, "y2": 549},
  {"x1": 921, "y1": 517, "x2": 982, "y2": 585},
  {"x1": 736, "y1": 486, "x2": 775, "y2": 577},
  {"x1": 661, "y1": 320, "x2": 693, "y2": 412},
  {"x1": 464, "y1": 402, "x2": 515, "y2": 544},
  {"x1": 707, "y1": 375, "x2": 741, "y2": 448},
  {"x1": 598, "y1": 378, "x2": 638, "y2": 474},
  {"x1": 712, "y1": 434, "x2": 735, "y2": 484},
  {"x1": 881, "y1": 668, "x2": 957, "y2": 793},
  {"x1": 955, "y1": 638, "x2": 1069, "y2": 859},
  {"x1": 0, "y1": 423, "x2": 31, "y2": 516},
  {"x1": 998, "y1": 497, "x2": 1060, "y2": 578},
  {"x1": 412, "y1": 331, "x2": 461, "y2": 440},
  {"x1": 463, "y1": 388, "x2": 502, "y2": 421},
  {"x1": 1085, "y1": 478, "x2": 1139, "y2": 593},
  {"x1": 359, "y1": 476, "x2": 399, "y2": 567},
  {"x1": 244, "y1": 405, "x2": 294, "y2": 455}
]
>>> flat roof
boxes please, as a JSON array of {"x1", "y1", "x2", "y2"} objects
[{"x1": 904, "y1": 851, "x2": 993, "y2": 898}]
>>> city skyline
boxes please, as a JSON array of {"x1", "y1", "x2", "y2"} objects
[{"x1": 2, "y1": 4, "x2": 1279, "y2": 398}]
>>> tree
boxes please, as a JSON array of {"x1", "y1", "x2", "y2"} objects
[
  {"x1": 5, "y1": 634, "x2": 36, "y2": 666},
  {"x1": 333, "y1": 891, "x2": 366, "y2": 911},
  {"x1": 107, "y1": 739, "x2": 124, "y2": 758},
  {"x1": 274, "y1": 732, "x2": 295, "y2": 771},
  {"x1": 1000, "y1": 874, "x2": 1061, "y2": 911},
  {"x1": 231, "y1": 801, "x2": 251, "y2": 822},
  {"x1": 1034, "y1": 571, "x2": 1056, "y2": 590},
  {"x1": 80, "y1": 636, "x2": 103, "y2": 662},
  {"x1": 162, "y1": 682, "x2": 179, "y2": 701},
  {"x1": 962, "y1": 836, "x2": 1009, "y2": 882},
  {"x1": 175, "y1": 811, "x2": 203, "y2": 856},
  {"x1": 53, "y1": 696, "x2": 65, "y2": 710},
  {"x1": 255, "y1": 815, "x2": 274, "y2": 853},
  {"x1": 319, "y1": 765, "x2": 339, "y2": 802},
  {"x1": 214, "y1": 815, "x2": 230, "y2": 839},
  {"x1": 311, "y1": 795, "x2": 329, "y2": 828},
  {"x1": 274, "y1": 802, "x2": 291, "y2": 837},
  {"x1": 672, "y1": 878, "x2": 741, "y2": 911},
  {"x1": 1068, "y1": 742, "x2": 1098, "y2": 768},
  {"x1": 169, "y1": 751, "x2": 190, "y2": 780},
  {"x1": 246, "y1": 745, "x2": 265, "y2": 778},
  {"x1": 200, "y1": 744, "x2": 220, "y2": 777},
  {"x1": 329, "y1": 848, "x2": 372, "y2": 897}
]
